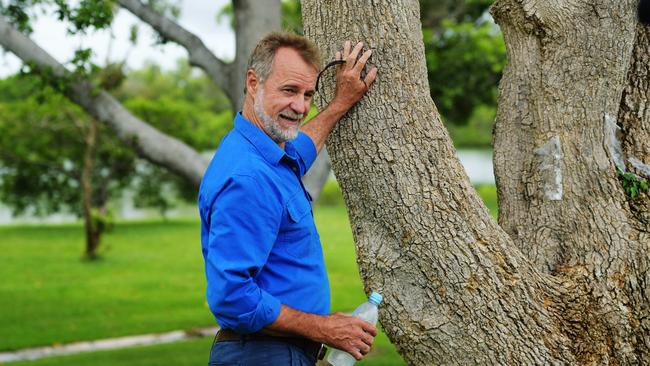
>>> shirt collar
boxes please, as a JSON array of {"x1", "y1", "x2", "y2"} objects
[{"x1": 234, "y1": 112, "x2": 289, "y2": 165}]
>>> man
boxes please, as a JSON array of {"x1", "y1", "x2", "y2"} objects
[{"x1": 198, "y1": 31, "x2": 378, "y2": 365}]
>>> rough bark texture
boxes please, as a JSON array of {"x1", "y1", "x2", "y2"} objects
[
  {"x1": 303, "y1": 0, "x2": 650, "y2": 364},
  {"x1": 492, "y1": 0, "x2": 650, "y2": 362},
  {"x1": 0, "y1": 16, "x2": 209, "y2": 186},
  {"x1": 617, "y1": 23, "x2": 650, "y2": 363}
]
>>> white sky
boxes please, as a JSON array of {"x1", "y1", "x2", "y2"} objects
[{"x1": 0, "y1": 0, "x2": 235, "y2": 77}]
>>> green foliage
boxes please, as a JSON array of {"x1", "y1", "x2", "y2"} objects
[
  {"x1": 420, "y1": 0, "x2": 492, "y2": 30},
  {"x1": 281, "y1": 0, "x2": 303, "y2": 34},
  {"x1": 617, "y1": 168, "x2": 649, "y2": 199},
  {"x1": 53, "y1": 0, "x2": 115, "y2": 34},
  {"x1": 0, "y1": 75, "x2": 134, "y2": 217},
  {"x1": 445, "y1": 105, "x2": 495, "y2": 148},
  {"x1": 0, "y1": 62, "x2": 233, "y2": 220},
  {"x1": 115, "y1": 63, "x2": 233, "y2": 210},
  {"x1": 473, "y1": 183, "x2": 498, "y2": 218},
  {"x1": 1, "y1": 0, "x2": 41, "y2": 32},
  {"x1": 424, "y1": 19, "x2": 506, "y2": 126}
]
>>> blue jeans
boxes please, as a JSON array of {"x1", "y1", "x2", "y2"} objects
[{"x1": 209, "y1": 338, "x2": 317, "y2": 366}]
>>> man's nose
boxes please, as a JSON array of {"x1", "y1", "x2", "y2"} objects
[{"x1": 290, "y1": 95, "x2": 308, "y2": 115}]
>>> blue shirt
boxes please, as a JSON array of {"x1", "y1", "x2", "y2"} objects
[{"x1": 198, "y1": 113, "x2": 330, "y2": 334}]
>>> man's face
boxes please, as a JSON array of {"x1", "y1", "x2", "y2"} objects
[{"x1": 253, "y1": 47, "x2": 317, "y2": 143}]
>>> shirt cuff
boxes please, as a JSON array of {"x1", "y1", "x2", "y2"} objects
[
  {"x1": 292, "y1": 132, "x2": 317, "y2": 172},
  {"x1": 234, "y1": 290, "x2": 282, "y2": 334}
]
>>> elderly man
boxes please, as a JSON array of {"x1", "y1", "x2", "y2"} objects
[{"x1": 198, "y1": 31, "x2": 377, "y2": 365}]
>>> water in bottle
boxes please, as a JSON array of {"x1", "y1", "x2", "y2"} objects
[{"x1": 327, "y1": 291, "x2": 382, "y2": 366}]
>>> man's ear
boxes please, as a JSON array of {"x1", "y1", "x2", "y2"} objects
[
  {"x1": 640, "y1": 0, "x2": 650, "y2": 25},
  {"x1": 246, "y1": 69, "x2": 259, "y2": 95}
]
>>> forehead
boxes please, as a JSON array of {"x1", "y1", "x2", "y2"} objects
[{"x1": 267, "y1": 47, "x2": 317, "y2": 87}]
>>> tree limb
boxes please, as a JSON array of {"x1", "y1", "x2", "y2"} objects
[
  {"x1": 0, "y1": 15, "x2": 209, "y2": 187},
  {"x1": 116, "y1": 0, "x2": 234, "y2": 103}
]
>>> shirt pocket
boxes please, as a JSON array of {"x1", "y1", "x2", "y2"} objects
[{"x1": 278, "y1": 192, "x2": 313, "y2": 258}]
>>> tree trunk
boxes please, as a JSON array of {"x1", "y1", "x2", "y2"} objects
[
  {"x1": 81, "y1": 119, "x2": 100, "y2": 259},
  {"x1": 302, "y1": 147, "x2": 331, "y2": 202},
  {"x1": 302, "y1": 0, "x2": 650, "y2": 364},
  {"x1": 231, "y1": 0, "x2": 281, "y2": 110}
]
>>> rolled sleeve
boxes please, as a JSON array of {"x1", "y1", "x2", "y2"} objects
[
  {"x1": 290, "y1": 132, "x2": 317, "y2": 174},
  {"x1": 205, "y1": 175, "x2": 283, "y2": 334}
]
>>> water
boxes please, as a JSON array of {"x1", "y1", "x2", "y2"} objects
[
  {"x1": 456, "y1": 149, "x2": 494, "y2": 184},
  {"x1": 0, "y1": 149, "x2": 494, "y2": 224}
]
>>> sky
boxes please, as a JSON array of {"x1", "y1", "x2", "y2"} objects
[{"x1": 0, "y1": 0, "x2": 235, "y2": 77}]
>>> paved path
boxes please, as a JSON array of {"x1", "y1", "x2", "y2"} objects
[{"x1": 0, "y1": 326, "x2": 218, "y2": 363}]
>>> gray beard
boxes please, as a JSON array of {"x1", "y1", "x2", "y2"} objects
[{"x1": 254, "y1": 89, "x2": 300, "y2": 143}]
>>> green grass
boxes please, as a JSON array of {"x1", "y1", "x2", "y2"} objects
[
  {"x1": 0, "y1": 209, "x2": 406, "y2": 365},
  {"x1": 2, "y1": 185, "x2": 497, "y2": 365},
  {"x1": 475, "y1": 183, "x2": 498, "y2": 218},
  {"x1": 0, "y1": 219, "x2": 213, "y2": 351}
]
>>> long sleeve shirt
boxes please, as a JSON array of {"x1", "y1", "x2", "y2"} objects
[{"x1": 198, "y1": 113, "x2": 330, "y2": 334}]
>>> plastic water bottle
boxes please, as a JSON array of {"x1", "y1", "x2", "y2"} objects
[{"x1": 327, "y1": 291, "x2": 382, "y2": 366}]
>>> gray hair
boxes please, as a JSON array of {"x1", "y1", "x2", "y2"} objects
[{"x1": 245, "y1": 31, "x2": 321, "y2": 92}]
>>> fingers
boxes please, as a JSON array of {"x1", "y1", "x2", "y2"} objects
[
  {"x1": 353, "y1": 49, "x2": 372, "y2": 73},
  {"x1": 342, "y1": 40, "x2": 351, "y2": 59},
  {"x1": 363, "y1": 67, "x2": 378, "y2": 90},
  {"x1": 345, "y1": 42, "x2": 365, "y2": 70},
  {"x1": 360, "y1": 319, "x2": 378, "y2": 337}
]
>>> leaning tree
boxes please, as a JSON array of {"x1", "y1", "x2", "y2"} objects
[{"x1": 303, "y1": 0, "x2": 649, "y2": 364}]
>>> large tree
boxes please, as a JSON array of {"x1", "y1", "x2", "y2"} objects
[
  {"x1": 3, "y1": 0, "x2": 650, "y2": 362},
  {"x1": 302, "y1": 0, "x2": 650, "y2": 364}
]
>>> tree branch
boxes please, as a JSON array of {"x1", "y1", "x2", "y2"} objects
[
  {"x1": 116, "y1": 0, "x2": 233, "y2": 102},
  {"x1": 0, "y1": 16, "x2": 209, "y2": 187}
]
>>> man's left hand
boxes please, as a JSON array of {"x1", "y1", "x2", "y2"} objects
[{"x1": 331, "y1": 41, "x2": 378, "y2": 109}]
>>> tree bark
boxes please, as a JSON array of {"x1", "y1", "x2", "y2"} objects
[
  {"x1": 231, "y1": 0, "x2": 281, "y2": 111},
  {"x1": 0, "y1": 16, "x2": 209, "y2": 187},
  {"x1": 302, "y1": 147, "x2": 331, "y2": 202},
  {"x1": 303, "y1": 0, "x2": 650, "y2": 364}
]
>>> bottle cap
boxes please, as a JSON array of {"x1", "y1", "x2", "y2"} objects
[{"x1": 369, "y1": 291, "x2": 382, "y2": 305}]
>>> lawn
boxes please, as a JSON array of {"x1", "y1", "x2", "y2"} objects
[
  {"x1": 1, "y1": 184, "x2": 497, "y2": 365},
  {"x1": 0, "y1": 207, "x2": 406, "y2": 365}
]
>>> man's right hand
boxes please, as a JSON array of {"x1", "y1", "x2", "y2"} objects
[
  {"x1": 317, "y1": 312, "x2": 378, "y2": 360},
  {"x1": 266, "y1": 305, "x2": 378, "y2": 360}
]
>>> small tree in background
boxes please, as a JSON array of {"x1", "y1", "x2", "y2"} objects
[{"x1": 0, "y1": 64, "x2": 231, "y2": 259}]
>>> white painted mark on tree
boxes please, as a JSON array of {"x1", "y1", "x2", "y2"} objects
[
  {"x1": 534, "y1": 136, "x2": 563, "y2": 200},
  {"x1": 629, "y1": 157, "x2": 650, "y2": 178},
  {"x1": 604, "y1": 114, "x2": 626, "y2": 171}
]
